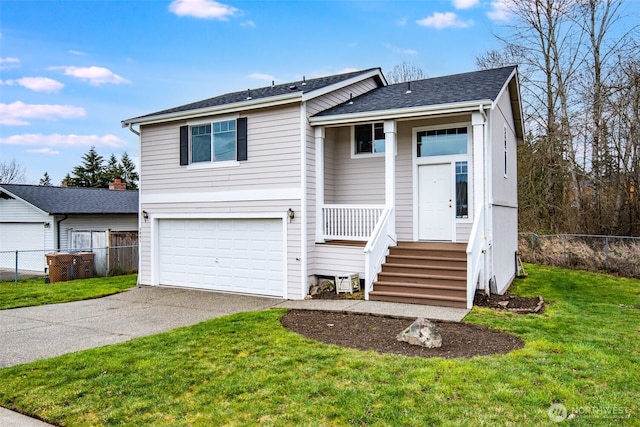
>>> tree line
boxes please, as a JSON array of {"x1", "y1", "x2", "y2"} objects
[
  {"x1": 1, "y1": 147, "x2": 138, "y2": 190},
  {"x1": 477, "y1": 0, "x2": 639, "y2": 236}
]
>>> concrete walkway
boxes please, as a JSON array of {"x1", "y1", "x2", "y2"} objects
[{"x1": 0, "y1": 286, "x2": 468, "y2": 426}]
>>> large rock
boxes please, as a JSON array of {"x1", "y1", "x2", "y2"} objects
[{"x1": 396, "y1": 318, "x2": 442, "y2": 348}]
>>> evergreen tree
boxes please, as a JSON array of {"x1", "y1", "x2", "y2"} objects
[
  {"x1": 39, "y1": 172, "x2": 52, "y2": 186},
  {"x1": 120, "y1": 152, "x2": 139, "y2": 190},
  {"x1": 68, "y1": 146, "x2": 106, "y2": 187},
  {"x1": 104, "y1": 153, "x2": 124, "y2": 185}
]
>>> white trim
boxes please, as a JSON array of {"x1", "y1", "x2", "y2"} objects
[
  {"x1": 299, "y1": 101, "x2": 308, "y2": 299},
  {"x1": 412, "y1": 123, "x2": 474, "y2": 240},
  {"x1": 315, "y1": 126, "x2": 325, "y2": 243},
  {"x1": 492, "y1": 68, "x2": 517, "y2": 113},
  {"x1": 186, "y1": 161, "x2": 240, "y2": 170},
  {"x1": 0, "y1": 188, "x2": 50, "y2": 217},
  {"x1": 140, "y1": 187, "x2": 301, "y2": 204},
  {"x1": 310, "y1": 101, "x2": 493, "y2": 126},
  {"x1": 350, "y1": 122, "x2": 386, "y2": 159}
]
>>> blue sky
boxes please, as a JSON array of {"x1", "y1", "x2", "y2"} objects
[{"x1": 0, "y1": 0, "x2": 570, "y2": 184}]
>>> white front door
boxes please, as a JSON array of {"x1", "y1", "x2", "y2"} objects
[{"x1": 418, "y1": 164, "x2": 453, "y2": 241}]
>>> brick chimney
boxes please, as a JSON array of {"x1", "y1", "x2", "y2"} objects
[{"x1": 109, "y1": 178, "x2": 127, "y2": 191}]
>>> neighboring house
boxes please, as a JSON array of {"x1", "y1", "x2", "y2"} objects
[
  {"x1": 122, "y1": 66, "x2": 523, "y2": 308},
  {"x1": 0, "y1": 182, "x2": 138, "y2": 274}
]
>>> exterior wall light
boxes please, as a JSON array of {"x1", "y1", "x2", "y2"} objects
[
  {"x1": 142, "y1": 210, "x2": 149, "y2": 222},
  {"x1": 287, "y1": 208, "x2": 295, "y2": 222}
]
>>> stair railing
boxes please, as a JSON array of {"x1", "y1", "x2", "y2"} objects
[
  {"x1": 466, "y1": 205, "x2": 485, "y2": 309},
  {"x1": 363, "y1": 205, "x2": 395, "y2": 300}
]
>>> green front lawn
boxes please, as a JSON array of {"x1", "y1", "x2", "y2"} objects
[
  {"x1": 0, "y1": 275, "x2": 137, "y2": 310},
  {"x1": 0, "y1": 265, "x2": 638, "y2": 425}
]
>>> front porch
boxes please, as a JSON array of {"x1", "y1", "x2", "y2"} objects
[{"x1": 312, "y1": 116, "x2": 489, "y2": 309}]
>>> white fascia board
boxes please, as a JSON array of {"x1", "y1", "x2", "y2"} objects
[
  {"x1": 300, "y1": 69, "x2": 387, "y2": 102},
  {"x1": 140, "y1": 187, "x2": 302, "y2": 205},
  {"x1": 492, "y1": 68, "x2": 517, "y2": 112},
  {"x1": 308, "y1": 100, "x2": 494, "y2": 126},
  {"x1": 122, "y1": 92, "x2": 302, "y2": 127}
]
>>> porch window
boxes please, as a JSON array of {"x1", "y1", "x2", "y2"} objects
[
  {"x1": 455, "y1": 161, "x2": 468, "y2": 218},
  {"x1": 417, "y1": 127, "x2": 468, "y2": 157},
  {"x1": 354, "y1": 123, "x2": 385, "y2": 155}
]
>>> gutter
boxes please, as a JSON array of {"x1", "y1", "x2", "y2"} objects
[{"x1": 309, "y1": 100, "x2": 494, "y2": 126}]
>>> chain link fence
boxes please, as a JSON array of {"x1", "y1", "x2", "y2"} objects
[
  {"x1": 0, "y1": 245, "x2": 138, "y2": 285},
  {"x1": 519, "y1": 233, "x2": 640, "y2": 279}
]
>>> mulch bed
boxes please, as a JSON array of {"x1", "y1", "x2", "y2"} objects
[{"x1": 280, "y1": 310, "x2": 524, "y2": 359}]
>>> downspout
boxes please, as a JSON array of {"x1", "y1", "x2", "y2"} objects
[
  {"x1": 127, "y1": 122, "x2": 140, "y2": 136},
  {"x1": 56, "y1": 215, "x2": 68, "y2": 251}
]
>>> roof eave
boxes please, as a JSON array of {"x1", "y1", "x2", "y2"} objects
[
  {"x1": 122, "y1": 92, "x2": 303, "y2": 127},
  {"x1": 300, "y1": 69, "x2": 387, "y2": 102},
  {"x1": 309, "y1": 100, "x2": 494, "y2": 126},
  {"x1": 0, "y1": 187, "x2": 50, "y2": 216}
]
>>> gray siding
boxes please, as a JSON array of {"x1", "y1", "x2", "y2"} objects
[{"x1": 312, "y1": 244, "x2": 365, "y2": 277}]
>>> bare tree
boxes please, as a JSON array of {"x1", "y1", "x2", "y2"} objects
[
  {"x1": 0, "y1": 159, "x2": 26, "y2": 184},
  {"x1": 478, "y1": 0, "x2": 638, "y2": 235},
  {"x1": 386, "y1": 62, "x2": 426, "y2": 83}
]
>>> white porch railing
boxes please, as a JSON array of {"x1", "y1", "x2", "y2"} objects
[
  {"x1": 466, "y1": 205, "x2": 486, "y2": 309},
  {"x1": 322, "y1": 204, "x2": 385, "y2": 241},
  {"x1": 363, "y1": 205, "x2": 395, "y2": 300}
]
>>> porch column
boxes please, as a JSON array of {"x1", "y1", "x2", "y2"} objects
[
  {"x1": 472, "y1": 110, "x2": 488, "y2": 291},
  {"x1": 384, "y1": 120, "x2": 397, "y2": 240},
  {"x1": 472, "y1": 111, "x2": 485, "y2": 218},
  {"x1": 315, "y1": 126, "x2": 325, "y2": 243}
]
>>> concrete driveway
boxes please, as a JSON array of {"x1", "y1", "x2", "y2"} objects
[{"x1": 0, "y1": 286, "x2": 282, "y2": 368}]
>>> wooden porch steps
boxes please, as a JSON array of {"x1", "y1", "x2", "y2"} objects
[{"x1": 369, "y1": 241, "x2": 467, "y2": 308}]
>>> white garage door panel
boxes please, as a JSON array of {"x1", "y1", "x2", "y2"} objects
[
  {"x1": 0, "y1": 223, "x2": 46, "y2": 271},
  {"x1": 158, "y1": 219, "x2": 283, "y2": 297}
]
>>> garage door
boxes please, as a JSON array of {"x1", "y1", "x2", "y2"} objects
[
  {"x1": 0, "y1": 223, "x2": 46, "y2": 271},
  {"x1": 158, "y1": 219, "x2": 284, "y2": 297}
]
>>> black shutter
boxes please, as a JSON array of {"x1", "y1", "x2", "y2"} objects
[
  {"x1": 236, "y1": 117, "x2": 248, "y2": 161},
  {"x1": 179, "y1": 125, "x2": 189, "y2": 166}
]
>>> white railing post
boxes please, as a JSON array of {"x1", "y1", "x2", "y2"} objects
[
  {"x1": 384, "y1": 120, "x2": 397, "y2": 242},
  {"x1": 466, "y1": 206, "x2": 486, "y2": 309}
]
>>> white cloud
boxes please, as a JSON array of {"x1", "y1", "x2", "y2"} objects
[
  {"x1": 0, "y1": 101, "x2": 86, "y2": 126},
  {"x1": 249, "y1": 72, "x2": 275, "y2": 81},
  {"x1": 26, "y1": 147, "x2": 61, "y2": 155},
  {"x1": 169, "y1": 0, "x2": 238, "y2": 20},
  {"x1": 452, "y1": 0, "x2": 479, "y2": 9},
  {"x1": 1, "y1": 133, "x2": 127, "y2": 149},
  {"x1": 384, "y1": 43, "x2": 418, "y2": 55},
  {"x1": 0, "y1": 57, "x2": 20, "y2": 70},
  {"x1": 68, "y1": 50, "x2": 87, "y2": 56},
  {"x1": 417, "y1": 12, "x2": 473, "y2": 29},
  {"x1": 50, "y1": 66, "x2": 130, "y2": 86},
  {"x1": 1, "y1": 77, "x2": 65, "y2": 93},
  {"x1": 487, "y1": 0, "x2": 512, "y2": 21},
  {"x1": 240, "y1": 20, "x2": 255, "y2": 27}
]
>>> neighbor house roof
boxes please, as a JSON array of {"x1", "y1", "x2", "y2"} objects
[
  {"x1": 123, "y1": 68, "x2": 386, "y2": 126},
  {"x1": 0, "y1": 184, "x2": 138, "y2": 215}
]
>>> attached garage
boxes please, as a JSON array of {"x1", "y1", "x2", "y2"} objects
[
  {"x1": 157, "y1": 218, "x2": 285, "y2": 297},
  {"x1": 0, "y1": 222, "x2": 47, "y2": 271}
]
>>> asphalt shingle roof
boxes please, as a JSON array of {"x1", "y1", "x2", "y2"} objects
[
  {"x1": 314, "y1": 66, "x2": 517, "y2": 117},
  {"x1": 127, "y1": 68, "x2": 383, "y2": 122},
  {"x1": 0, "y1": 184, "x2": 138, "y2": 215}
]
